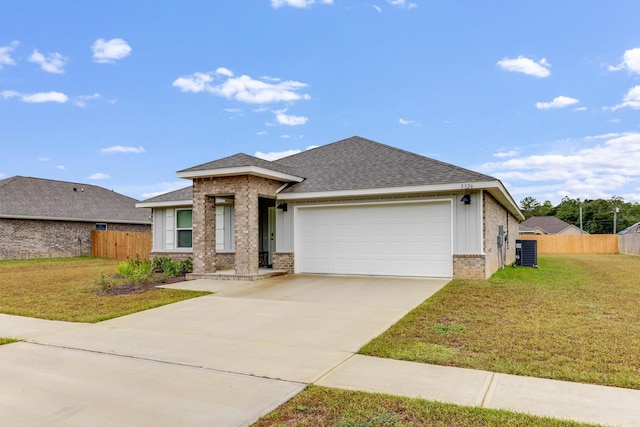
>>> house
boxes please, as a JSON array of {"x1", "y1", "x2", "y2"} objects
[
  {"x1": 519, "y1": 216, "x2": 586, "y2": 235},
  {"x1": 0, "y1": 176, "x2": 151, "y2": 260},
  {"x1": 618, "y1": 221, "x2": 640, "y2": 235},
  {"x1": 137, "y1": 136, "x2": 524, "y2": 280}
]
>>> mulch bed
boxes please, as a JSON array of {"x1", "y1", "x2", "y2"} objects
[{"x1": 97, "y1": 274, "x2": 187, "y2": 296}]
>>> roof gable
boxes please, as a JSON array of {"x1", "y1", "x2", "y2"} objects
[
  {"x1": 520, "y1": 216, "x2": 575, "y2": 234},
  {"x1": 178, "y1": 153, "x2": 303, "y2": 181},
  {"x1": 0, "y1": 176, "x2": 151, "y2": 224}
]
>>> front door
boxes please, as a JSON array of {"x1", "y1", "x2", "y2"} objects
[{"x1": 268, "y1": 207, "x2": 276, "y2": 266}]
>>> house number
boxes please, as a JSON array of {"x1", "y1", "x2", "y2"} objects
[{"x1": 461, "y1": 184, "x2": 474, "y2": 190}]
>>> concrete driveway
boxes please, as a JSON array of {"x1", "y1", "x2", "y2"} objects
[{"x1": 0, "y1": 274, "x2": 447, "y2": 427}]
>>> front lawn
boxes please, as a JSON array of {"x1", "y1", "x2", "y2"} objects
[
  {"x1": 0, "y1": 257, "x2": 210, "y2": 323},
  {"x1": 360, "y1": 254, "x2": 640, "y2": 389},
  {"x1": 253, "y1": 385, "x2": 595, "y2": 427}
]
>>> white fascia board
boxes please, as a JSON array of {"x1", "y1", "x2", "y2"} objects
[
  {"x1": 136, "y1": 200, "x2": 193, "y2": 208},
  {"x1": 177, "y1": 166, "x2": 304, "y2": 183},
  {"x1": 278, "y1": 180, "x2": 524, "y2": 220},
  {"x1": 277, "y1": 181, "x2": 494, "y2": 200},
  {"x1": 0, "y1": 214, "x2": 151, "y2": 224}
]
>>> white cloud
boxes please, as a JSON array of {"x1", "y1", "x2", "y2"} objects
[
  {"x1": 29, "y1": 49, "x2": 67, "y2": 74},
  {"x1": 271, "y1": 0, "x2": 333, "y2": 8},
  {"x1": 256, "y1": 149, "x2": 301, "y2": 160},
  {"x1": 74, "y1": 93, "x2": 101, "y2": 107},
  {"x1": 373, "y1": 5, "x2": 382, "y2": 13},
  {"x1": 139, "y1": 181, "x2": 190, "y2": 199},
  {"x1": 0, "y1": 41, "x2": 19, "y2": 69},
  {"x1": 215, "y1": 67, "x2": 234, "y2": 77},
  {"x1": 224, "y1": 108, "x2": 243, "y2": 113},
  {"x1": 585, "y1": 132, "x2": 624, "y2": 140},
  {"x1": 256, "y1": 130, "x2": 268, "y2": 136},
  {"x1": 173, "y1": 68, "x2": 311, "y2": 104},
  {"x1": 608, "y1": 85, "x2": 640, "y2": 111},
  {"x1": 607, "y1": 118, "x2": 622, "y2": 124},
  {"x1": 2, "y1": 90, "x2": 68, "y2": 103},
  {"x1": 493, "y1": 150, "x2": 518, "y2": 158},
  {"x1": 388, "y1": 0, "x2": 417, "y2": 9},
  {"x1": 56, "y1": 165, "x2": 65, "y2": 170},
  {"x1": 535, "y1": 96, "x2": 579, "y2": 110},
  {"x1": 480, "y1": 133, "x2": 640, "y2": 202},
  {"x1": 274, "y1": 109, "x2": 309, "y2": 126},
  {"x1": 255, "y1": 145, "x2": 317, "y2": 161},
  {"x1": 92, "y1": 38, "x2": 132, "y2": 63},
  {"x1": 608, "y1": 47, "x2": 640, "y2": 74},
  {"x1": 399, "y1": 118, "x2": 419, "y2": 125},
  {"x1": 38, "y1": 157, "x2": 49, "y2": 162},
  {"x1": 89, "y1": 172, "x2": 110, "y2": 180},
  {"x1": 574, "y1": 107, "x2": 587, "y2": 111},
  {"x1": 280, "y1": 134, "x2": 291, "y2": 139},
  {"x1": 497, "y1": 55, "x2": 551, "y2": 78},
  {"x1": 172, "y1": 72, "x2": 213, "y2": 93},
  {"x1": 100, "y1": 145, "x2": 145, "y2": 154},
  {"x1": 23, "y1": 92, "x2": 68, "y2": 103}
]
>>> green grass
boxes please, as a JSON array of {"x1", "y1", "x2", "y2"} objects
[
  {"x1": 0, "y1": 338, "x2": 19, "y2": 345},
  {"x1": 253, "y1": 385, "x2": 596, "y2": 427},
  {"x1": 360, "y1": 254, "x2": 640, "y2": 389},
  {"x1": 0, "y1": 257, "x2": 210, "y2": 323}
]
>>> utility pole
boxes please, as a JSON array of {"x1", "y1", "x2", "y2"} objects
[
  {"x1": 578, "y1": 198, "x2": 583, "y2": 233},
  {"x1": 613, "y1": 207, "x2": 619, "y2": 234}
]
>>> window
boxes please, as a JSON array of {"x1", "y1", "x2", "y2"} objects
[
  {"x1": 176, "y1": 209, "x2": 192, "y2": 248},
  {"x1": 96, "y1": 223, "x2": 107, "y2": 231}
]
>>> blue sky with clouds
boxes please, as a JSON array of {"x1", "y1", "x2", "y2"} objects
[{"x1": 1, "y1": 1, "x2": 639, "y2": 204}]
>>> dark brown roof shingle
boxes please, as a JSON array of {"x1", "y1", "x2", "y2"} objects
[{"x1": 0, "y1": 176, "x2": 151, "y2": 224}]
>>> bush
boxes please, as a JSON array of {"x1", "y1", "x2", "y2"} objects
[
  {"x1": 152, "y1": 256, "x2": 193, "y2": 277},
  {"x1": 118, "y1": 256, "x2": 154, "y2": 289}
]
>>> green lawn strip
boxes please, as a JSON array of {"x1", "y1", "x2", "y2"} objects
[
  {"x1": 0, "y1": 338, "x2": 19, "y2": 345},
  {"x1": 0, "y1": 257, "x2": 210, "y2": 323},
  {"x1": 360, "y1": 254, "x2": 640, "y2": 390},
  {"x1": 253, "y1": 385, "x2": 596, "y2": 427}
]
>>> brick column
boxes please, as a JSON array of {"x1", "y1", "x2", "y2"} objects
[
  {"x1": 234, "y1": 176, "x2": 259, "y2": 275},
  {"x1": 192, "y1": 185, "x2": 216, "y2": 274}
]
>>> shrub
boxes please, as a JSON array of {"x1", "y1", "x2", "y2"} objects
[
  {"x1": 118, "y1": 256, "x2": 154, "y2": 289},
  {"x1": 152, "y1": 256, "x2": 193, "y2": 277}
]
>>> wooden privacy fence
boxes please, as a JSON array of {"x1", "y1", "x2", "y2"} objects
[
  {"x1": 518, "y1": 234, "x2": 618, "y2": 254},
  {"x1": 92, "y1": 230, "x2": 152, "y2": 260}
]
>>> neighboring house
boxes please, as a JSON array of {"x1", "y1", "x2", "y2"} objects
[
  {"x1": 137, "y1": 136, "x2": 524, "y2": 280},
  {"x1": 519, "y1": 216, "x2": 586, "y2": 235},
  {"x1": 0, "y1": 176, "x2": 151, "y2": 260},
  {"x1": 618, "y1": 221, "x2": 640, "y2": 235}
]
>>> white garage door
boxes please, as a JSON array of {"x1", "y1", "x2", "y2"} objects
[{"x1": 296, "y1": 201, "x2": 452, "y2": 277}]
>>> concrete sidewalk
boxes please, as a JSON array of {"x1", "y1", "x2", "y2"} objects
[
  {"x1": 2, "y1": 275, "x2": 640, "y2": 426},
  {"x1": 316, "y1": 354, "x2": 640, "y2": 427}
]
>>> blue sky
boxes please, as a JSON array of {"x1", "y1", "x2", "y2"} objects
[{"x1": 1, "y1": 1, "x2": 639, "y2": 205}]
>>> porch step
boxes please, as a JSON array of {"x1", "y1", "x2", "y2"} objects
[{"x1": 186, "y1": 269, "x2": 288, "y2": 282}]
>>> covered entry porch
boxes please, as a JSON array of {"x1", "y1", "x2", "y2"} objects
[{"x1": 177, "y1": 156, "x2": 304, "y2": 281}]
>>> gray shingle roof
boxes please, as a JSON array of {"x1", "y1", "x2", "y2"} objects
[
  {"x1": 619, "y1": 221, "x2": 640, "y2": 235},
  {"x1": 0, "y1": 176, "x2": 151, "y2": 224},
  {"x1": 275, "y1": 136, "x2": 496, "y2": 193},
  {"x1": 520, "y1": 216, "x2": 574, "y2": 234},
  {"x1": 178, "y1": 153, "x2": 303, "y2": 178},
  {"x1": 139, "y1": 186, "x2": 193, "y2": 204}
]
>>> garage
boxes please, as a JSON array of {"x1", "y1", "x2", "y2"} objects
[{"x1": 295, "y1": 201, "x2": 452, "y2": 278}]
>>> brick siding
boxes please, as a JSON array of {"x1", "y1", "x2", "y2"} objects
[
  {"x1": 483, "y1": 191, "x2": 519, "y2": 278},
  {"x1": 453, "y1": 254, "x2": 486, "y2": 280},
  {"x1": 272, "y1": 252, "x2": 294, "y2": 273},
  {"x1": 0, "y1": 218, "x2": 150, "y2": 260},
  {"x1": 192, "y1": 175, "x2": 282, "y2": 276}
]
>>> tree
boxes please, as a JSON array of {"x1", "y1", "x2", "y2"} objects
[{"x1": 520, "y1": 197, "x2": 540, "y2": 219}]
